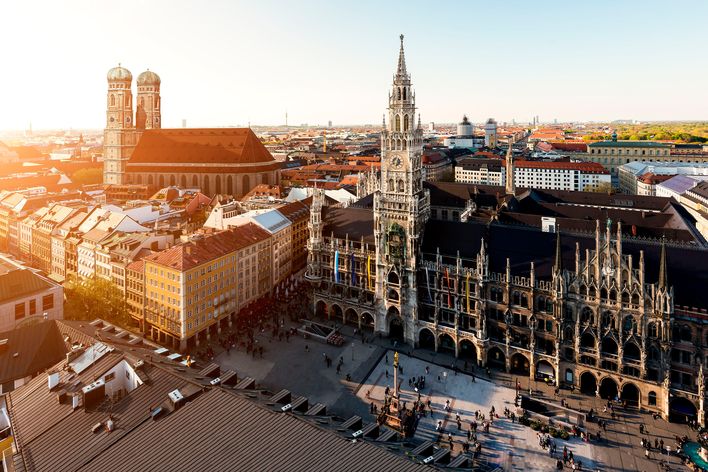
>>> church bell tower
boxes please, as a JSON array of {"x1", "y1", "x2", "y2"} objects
[
  {"x1": 373, "y1": 35, "x2": 430, "y2": 343},
  {"x1": 103, "y1": 64, "x2": 138, "y2": 185}
]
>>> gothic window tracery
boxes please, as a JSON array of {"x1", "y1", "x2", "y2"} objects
[
  {"x1": 404, "y1": 114, "x2": 409, "y2": 131},
  {"x1": 395, "y1": 115, "x2": 401, "y2": 132},
  {"x1": 110, "y1": 94, "x2": 115, "y2": 107}
]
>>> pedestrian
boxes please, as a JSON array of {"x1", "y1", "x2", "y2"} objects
[{"x1": 645, "y1": 448, "x2": 650, "y2": 460}]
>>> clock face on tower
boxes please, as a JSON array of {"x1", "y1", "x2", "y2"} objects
[{"x1": 391, "y1": 156, "x2": 402, "y2": 169}]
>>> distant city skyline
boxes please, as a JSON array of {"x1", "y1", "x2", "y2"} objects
[{"x1": 1, "y1": 0, "x2": 708, "y2": 131}]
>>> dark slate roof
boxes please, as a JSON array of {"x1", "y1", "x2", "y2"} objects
[
  {"x1": 323, "y1": 207, "x2": 375, "y2": 244},
  {"x1": 0, "y1": 320, "x2": 68, "y2": 385},
  {"x1": 421, "y1": 220, "x2": 708, "y2": 309},
  {"x1": 424, "y1": 181, "x2": 504, "y2": 209},
  {"x1": 80, "y1": 389, "x2": 427, "y2": 472}
]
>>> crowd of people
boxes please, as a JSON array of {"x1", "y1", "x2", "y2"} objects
[{"x1": 188, "y1": 278, "x2": 310, "y2": 364}]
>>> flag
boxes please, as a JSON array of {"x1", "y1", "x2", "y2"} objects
[
  {"x1": 350, "y1": 252, "x2": 357, "y2": 286},
  {"x1": 334, "y1": 250, "x2": 340, "y2": 283}
]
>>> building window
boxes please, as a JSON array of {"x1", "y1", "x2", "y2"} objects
[
  {"x1": 648, "y1": 391, "x2": 657, "y2": 406},
  {"x1": 42, "y1": 294, "x2": 54, "y2": 311},
  {"x1": 29, "y1": 299, "x2": 36, "y2": 315},
  {"x1": 15, "y1": 303, "x2": 25, "y2": 320}
]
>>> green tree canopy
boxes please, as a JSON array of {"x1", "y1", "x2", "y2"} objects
[{"x1": 64, "y1": 276, "x2": 130, "y2": 328}]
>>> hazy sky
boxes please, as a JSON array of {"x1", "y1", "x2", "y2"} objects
[{"x1": 1, "y1": 0, "x2": 707, "y2": 130}]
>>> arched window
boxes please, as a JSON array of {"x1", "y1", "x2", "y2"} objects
[
  {"x1": 404, "y1": 114, "x2": 409, "y2": 131},
  {"x1": 623, "y1": 316, "x2": 636, "y2": 334},
  {"x1": 110, "y1": 94, "x2": 115, "y2": 107},
  {"x1": 397, "y1": 87, "x2": 401, "y2": 100},
  {"x1": 388, "y1": 179, "x2": 394, "y2": 191},
  {"x1": 648, "y1": 391, "x2": 657, "y2": 406},
  {"x1": 395, "y1": 115, "x2": 401, "y2": 132},
  {"x1": 242, "y1": 174, "x2": 250, "y2": 194},
  {"x1": 649, "y1": 346, "x2": 660, "y2": 361},
  {"x1": 648, "y1": 322, "x2": 658, "y2": 338},
  {"x1": 601, "y1": 311, "x2": 614, "y2": 329},
  {"x1": 397, "y1": 180, "x2": 404, "y2": 192},
  {"x1": 403, "y1": 87, "x2": 407, "y2": 100},
  {"x1": 581, "y1": 307, "x2": 594, "y2": 324},
  {"x1": 680, "y1": 325, "x2": 692, "y2": 342}
]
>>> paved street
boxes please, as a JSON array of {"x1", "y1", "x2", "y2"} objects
[
  {"x1": 209, "y1": 315, "x2": 697, "y2": 471},
  {"x1": 358, "y1": 353, "x2": 597, "y2": 470}
]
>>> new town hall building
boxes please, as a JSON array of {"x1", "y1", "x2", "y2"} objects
[{"x1": 306, "y1": 36, "x2": 708, "y2": 425}]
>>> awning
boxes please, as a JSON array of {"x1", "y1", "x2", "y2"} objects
[{"x1": 537, "y1": 362, "x2": 554, "y2": 376}]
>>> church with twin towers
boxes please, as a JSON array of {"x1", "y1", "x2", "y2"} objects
[
  {"x1": 306, "y1": 35, "x2": 707, "y2": 425},
  {"x1": 102, "y1": 66, "x2": 280, "y2": 195}
]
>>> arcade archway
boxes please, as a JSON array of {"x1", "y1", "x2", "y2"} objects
[
  {"x1": 579, "y1": 371, "x2": 597, "y2": 395},
  {"x1": 487, "y1": 347, "x2": 506, "y2": 370},
  {"x1": 670, "y1": 397, "x2": 697, "y2": 424},
  {"x1": 459, "y1": 339, "x2": 477, "y2": 364},
  {"x1": 418, "y1": 328, "x2": 435, "y2": 350},
  {"x1": 599, "y1": 377, "x2": 618, "y2": 401},
  {"x1": 361, "y1": 312, "x2": 374, "y2": 331},
  {"x1": 438, "y1": 333, "x2": 455, "y2": 354},
  {"x1": 510, "y1": 353, "x2": 530, "y2": 376},
  {"x1": 621, "y1": 382, "x2": 640, "y2": 408}
]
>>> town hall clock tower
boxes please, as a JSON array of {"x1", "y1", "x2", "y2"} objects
[{"x1": 373, "y1": 35, "x2": 430, "y2": 343}]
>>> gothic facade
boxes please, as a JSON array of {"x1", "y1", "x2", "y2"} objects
[{"x1": 306, "y1": 36, "x2": 708, "y2": 425}]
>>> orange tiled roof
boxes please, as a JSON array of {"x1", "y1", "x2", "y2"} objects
[
  {"x1": 144, "y1": 223, "x2": 270, "y2": 271},
  {"x1": 129, "y1": 128, "x2": 276, "y2": 166},
  {"x1": 241, "y1": 184, "x2": 284, "y2": 201}
]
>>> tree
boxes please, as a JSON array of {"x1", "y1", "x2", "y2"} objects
[
  {"x1": 71, "y1": 168, "x2": 103, "y2": 186},
  {"x1": 588, "y1": 182, "x2": 614, "y2": 194},
  {"x1": 64, "y1": 276, "x2": 131, "y2": 327}
]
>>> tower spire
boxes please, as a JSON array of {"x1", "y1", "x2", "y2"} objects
[
  {"x1": 658, "y1": 236, "x2": 667, "y2": 290},
  {"x1": 554, "y1": 228, "x2": 562, "y2": 274},
  {"x1": 396, "y1": 34, "x2": 407, "y2": 79},
  {"x1": 505, "y1": 138, "x2": 515, "y2": 195}
]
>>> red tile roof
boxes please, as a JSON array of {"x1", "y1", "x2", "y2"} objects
[
  {"x1": 508, "y1": 159, "x2": 609, "y2": 173},
  {"x1": 277, "y1": 200, "x2": 309, "y2": 223},
  {"x1": 144, "y1": 223, "x2": 270, "y2": 271},
  {"x1": 549, "y1": 142, "x2": 588, "y2": 152},
  {"x1": 128, "y1": 128, "x2": 276, "y2": 166},
  {"x1": 241, "y1": 184, "x2": 284, "y2": 201}
]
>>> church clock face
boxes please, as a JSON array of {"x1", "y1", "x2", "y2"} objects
[{"x1": 391, "y1": 156, "x2": 402, "y2": 169}]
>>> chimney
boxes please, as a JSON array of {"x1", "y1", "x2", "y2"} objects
[{"x1": 185, "y1": 245, "x2": 192, "y2": 256}]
